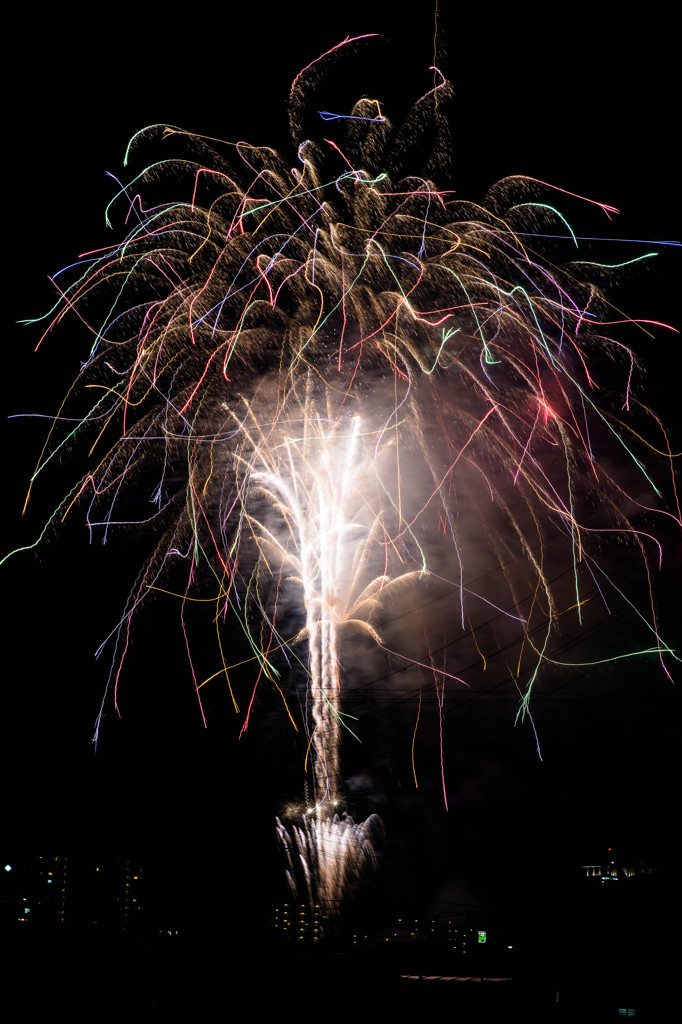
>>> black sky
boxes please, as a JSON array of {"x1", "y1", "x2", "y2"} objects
[{"x1": 4, "y1": 5, "x2": 679, "y2": 918}]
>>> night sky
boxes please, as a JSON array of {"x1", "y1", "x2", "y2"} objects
[{"x1": 5, "y1": 6, "x2": 679, "y2": 931}]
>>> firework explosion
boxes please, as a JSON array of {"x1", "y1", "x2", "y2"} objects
[{"x1": 11, "y1": 41, "x2": 678, "y2": 913}]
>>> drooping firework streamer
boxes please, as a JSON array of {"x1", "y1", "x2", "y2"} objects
[{"x1": 11, "y1": 40, "x2": 679, "y2": 912}]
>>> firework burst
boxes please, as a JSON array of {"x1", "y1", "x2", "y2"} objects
[{"x1": 10, "y1": 40, "x2": 678, "y2": 912}]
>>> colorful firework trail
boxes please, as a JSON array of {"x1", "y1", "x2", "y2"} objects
[{"x1": 11, "y1": 42, "x2": 679, "y2": 909}]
